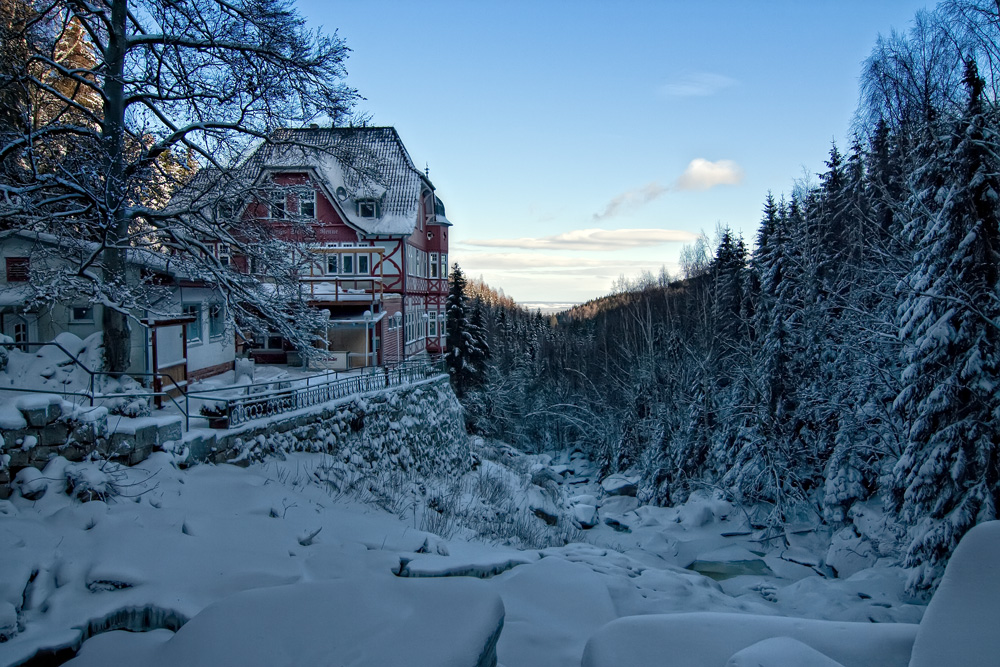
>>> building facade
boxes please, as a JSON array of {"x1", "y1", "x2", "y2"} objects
[{"x1": 233, "y1": 127, "x2": 452, "y2": 368}]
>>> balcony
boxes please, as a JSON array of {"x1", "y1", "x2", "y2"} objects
[
  {"x1": 302, "y1": 247, "x2": 385, "y2": 305},
  {"x1": 299, "y1": 276, "x2": 383, "y2": 304}
]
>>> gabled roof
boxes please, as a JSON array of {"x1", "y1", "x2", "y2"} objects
[
  {"x1": 240, "y1": 127, "x2": 430, "y2": 237},
  {"x1": 0, "y1": 229, "x2": 193, "y2": 279}
]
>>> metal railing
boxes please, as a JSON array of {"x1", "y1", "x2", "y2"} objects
[
  {"x1": 0, "y1": 341, "x2": 193, "y2": 423},
  {"x1": 2, "y1": 341, "x2": 445, "y2": 431},
  {"x1": 187, "y1": 360, "x2": 444, "y2": 428}
]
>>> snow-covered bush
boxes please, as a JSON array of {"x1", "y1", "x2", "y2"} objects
[
  {"x1": 64, "y1": 461, "x2": 122, "y2": 502},
  {"x1": 12, "y1": 466, "x2": 49, "y2": 500},
  {"x1": 0, "y1": 333, "x2": 12, "y2": 372}
]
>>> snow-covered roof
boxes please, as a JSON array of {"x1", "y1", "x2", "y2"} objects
[
  {"x1": 0, "y1": 229, "x2": 194, "y2": 279},
  {"x1": 241, "y1": 127, "x2": 431, "y2": 237}
]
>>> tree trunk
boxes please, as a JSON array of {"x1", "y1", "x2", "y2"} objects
[{"x1": 101, "y1": 0, "x2": 130, "y2": 374}]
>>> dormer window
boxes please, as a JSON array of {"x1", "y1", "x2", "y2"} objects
[
  {"x1": 271, "y1": 191, "x2": 286, "y2": 219},
  {"x1": 357, "y1": 199, "x2": 379, "y2": 218},
  {"x1": 298, "y1": 188, "x2": 315, "y2": 218}
]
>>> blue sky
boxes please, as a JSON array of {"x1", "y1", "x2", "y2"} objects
[{"x1": 297, "y1": 0, "x2": 930, "y2": 304}]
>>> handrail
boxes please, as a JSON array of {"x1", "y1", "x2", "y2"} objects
[
  {"x1": 1, "y1": 341, "x2": 194, "y2": 426},
  {"x1": 3, "y1": 339, "x2": 444, "y2": 432},
  {"x1": 190, "y1": 360, "x2": 445, "y2": 428}
]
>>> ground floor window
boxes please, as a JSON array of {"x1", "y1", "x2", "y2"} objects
[
  {"x1": 209, "y1": 303, "x2": 225, "y2": 338},
  {"x1": 183, "y1": 304, "x2": 202, "y2": 342},
  {"x1": 252, "y1": 332, "x2": 284, "y2": 350},
  {"x1": 12, "y1": 319, "x2": 28, "y2": 350},
  {"x1": 70, "y1": 305, "x2": 94, "y2": 323}
]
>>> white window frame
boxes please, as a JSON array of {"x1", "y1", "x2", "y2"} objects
[
  {"x1": 183, "y1": 304, "x2": 202, "y2": 343},
  {"x1": 208, "y1": 303, "x2": 225, "y2": 339},
  {"x1": 357, "y1": 199, "x2": 378, "y2": 218},
  {"x1": 12, "y1": 319, "x2": 28, "y2": 350},
  {"x1": 299, "y1": 188, "x2": 315, "y2": 218},
  {"x1": 271, "y1": 191, "x2": 286, "y2": 219},
  {"x1": 357, "y1": 253, "x2": 369, "y2": 275},
  {"x1": 441, "y1": 254, "x2": 448, "y2": 278}
]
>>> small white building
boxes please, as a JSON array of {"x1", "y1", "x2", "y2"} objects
[{"x1": 0, "y1": 230, "x2": 234, "y2": 388}]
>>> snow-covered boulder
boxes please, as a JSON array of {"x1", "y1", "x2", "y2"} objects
[
  {"x1": 725, "y1": 637, "x2": 846, "y2": 667},
  {"x1": 527, "y1": 485, "x2": 560, "y2": 526},
  {"x1": 677, "y1": 500, "x2": 716, "y2": 527},
  {"x1": 581, "y1": 612, "x2": 916, "y2": 667},
  {"x1": 567, "y1": 493, "x2": 599, "y2": 507},
  {"x1": 600, "y1": 474, "x2": 638, "y2": 497},
  {"x1": 66, "y1": 578, "x2": 505, "y2": 667},
  {"x1": 572, "y1": 503, "x2": 599, "y2": 529},
  {"x1": 908, "y1": 520, "x2": 1000, "y2": 667},
  {"x1": 601, "y1": 495, "x2": 639, "y2": 515},
  {"x1": 825, "y1": 526, "x2": 877, "y2": 578},
  {"x1": 530, "y1": 466, "x2": 562, "y2": 488},
  {"x1": 12, "y1": 466, "x2": 48, "y2": 500}
]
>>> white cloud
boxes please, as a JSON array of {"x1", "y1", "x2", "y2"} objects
[
  {"x1": 593, "y1": 182, "x2": 668, "y2": 221},
  {"x1": 659, "y1": 73, "x2": 736, "y2": 98},
  {"x1": 461, "y1": 228, "x2": 699, "y2": 252},
  {"x1": 675, "y1": 158, "x2": 744, "y2": 191},
  {"x1": 452, "y1": 251, "x2": 679, "y2": 303}
]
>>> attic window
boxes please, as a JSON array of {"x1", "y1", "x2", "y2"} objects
[
  {"x1": 357, "y1": 199, "x2": 379, "y2": 218},
  {"x1": 271, "y1": 191, "x2": 286, "y2": 219},
  {"x1": 299, "y1": 189, "x2": 315, "y2": 218}
]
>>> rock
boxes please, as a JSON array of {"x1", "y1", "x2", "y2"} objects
[
  {"x1": 527, "y1": 486, "x2": 560, "y2": 526},
  {"x1": 826, "y1": 526, "x2": 877, "y2": 578},
  {"x1": 67, "y1": 578, "x2": 506, "y2": 667},
  {"x1": 533, "y1": 507, "x2": 559, "y2": 526},
  {"x1": 13, "y1": 466, "x2": 47, "y2": 500},
  {"x1": 677, "y1": 502, "x2": 715, "y2": 527},
  {"x1": 604, "y1": 517, "x2": 631, "y2": 533},
  {"x1": 530, "y1": 467, "x2": 561, "y2": 488},
  {"x1": 568, "y1": 493, "x2": 599, "y2": 507},
  {"x1": 573, "y1": 503, "x2": 599, "y2": 529},
  {"x1": 909, "y1": 521, "x2": 1000, "y2": 667},
  {"x1": 18, "y1": 396, "x2": 62, "y2": 427},
  {"x1": 600, "y1": 474, "x2": 638, "y2": 497},
  {"x1": 601, "y1": 496, "x2": 639, "y2": 514},
  {"x1": 582, "y1": 612, "x2": 916, "y2": 667},
  {"x1": 726, "y1": 637, "x2": 846, "y2": 667}
]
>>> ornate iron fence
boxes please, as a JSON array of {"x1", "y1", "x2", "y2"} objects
[{"x1": 218, "y1": 361, "x2": 444, "y2": 428}]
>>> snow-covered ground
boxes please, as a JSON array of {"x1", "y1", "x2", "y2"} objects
[{"x1": 5, "y1": 433, "x2": 980, "y2": 667}]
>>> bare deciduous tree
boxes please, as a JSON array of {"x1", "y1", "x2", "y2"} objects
[{"x1": 0, "y1": 0, "x2": 359, "y2": 372}]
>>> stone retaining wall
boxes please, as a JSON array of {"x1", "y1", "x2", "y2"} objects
[
  {"x1": 0, "y1": 375, "x2": 467, "y2": 498},
  {"x1": 188, "y1": 376, "x2": 470, "y2": 478}
]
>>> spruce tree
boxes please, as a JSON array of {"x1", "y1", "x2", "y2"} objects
[
  {"x1": 446, "y1": 264, "x2": 482, "y2": 398},
  {"x1": 892, "y1": 59, "x2": 1000, "y2": 594}
]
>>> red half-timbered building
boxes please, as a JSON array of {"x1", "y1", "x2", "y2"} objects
[{"x1": 235, "y1": 127, "x2": 451, "y2": 368}]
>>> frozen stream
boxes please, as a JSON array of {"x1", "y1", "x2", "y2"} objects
[{"x1": 0, "y1": 442, "x2": 930, "y2": 666}]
